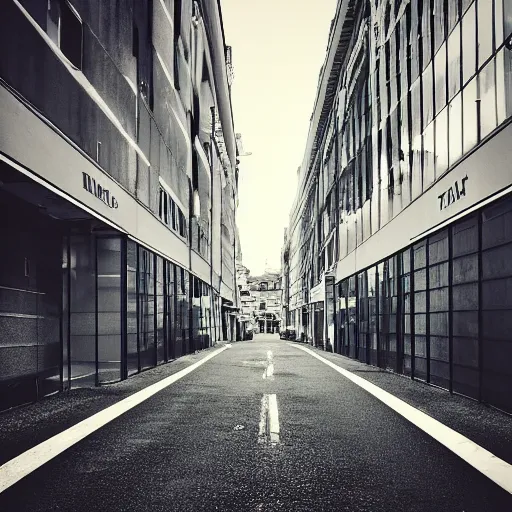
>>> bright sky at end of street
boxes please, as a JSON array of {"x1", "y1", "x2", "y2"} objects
[{"x1": 221, "y1": 0, "x2": 338, "y2": 275}]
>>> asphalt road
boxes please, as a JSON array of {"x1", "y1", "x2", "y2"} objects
[{"x1": 1, "y1": 335, "x2": 511, "y2": 511}]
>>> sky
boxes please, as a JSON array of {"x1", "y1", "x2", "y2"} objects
[{"x1": 221, "y1": 0, "x2": 338, "y2": 276}]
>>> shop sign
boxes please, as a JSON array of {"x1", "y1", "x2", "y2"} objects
[
  {"x1": 82, "y1": 172, "x2": 119, "y2": 209},
  {"x1": 438, "y1": 175, "x2": 468, "y2": 211}
]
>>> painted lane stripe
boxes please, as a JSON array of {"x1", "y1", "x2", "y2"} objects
[
  {"x1": 0, "y1": 346, "x2": 228, "y2": 494},
  {"x1": 258, "y1": 394, "x2": 269, "y2": 442},
  {"x1": 262, "y1": 350, "x2": 274, "y2": 380},
  {"x1": 289, "y1": 343, "x2": 512, "y2": 495},
  {"x1": 268, "y1": 394, "x2": 280, "y2": 445},
  {"x1": 257, "y1": 394, "x2": 280, "y2": 446},
  {"x1": 263, "y1": 363, "x2": 274, "y2": 380}
]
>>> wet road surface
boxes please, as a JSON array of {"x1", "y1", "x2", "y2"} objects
[{"x1": 1, "y1": 334, "x2": 511, "y2": 511}]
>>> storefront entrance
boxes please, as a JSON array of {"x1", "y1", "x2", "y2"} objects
[
  {"x1": 0, "y1": 189, "x2": 63, "y2": 410},
  {"x1": 62, "y1": 230, "x2": 125, "y2": 389}
]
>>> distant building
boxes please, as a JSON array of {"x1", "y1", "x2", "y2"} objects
[
  {"x1": 246, "y1": 271, "x2": 282, "y2": 333},
  {"x1": 281, "y1": 229, "x2": 291, "y2": 330}
]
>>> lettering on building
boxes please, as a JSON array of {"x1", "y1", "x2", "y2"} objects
[
  {"x1": 438, "y1": 175, "x2": 468, "y2": 211},
  {"x1": 82, "y1": 172, "x2": 119, "y2": 209}
]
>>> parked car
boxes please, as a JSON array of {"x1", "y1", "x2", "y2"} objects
[{"x1": 280, "y1": 326, "x2": 296, "y2": 340}]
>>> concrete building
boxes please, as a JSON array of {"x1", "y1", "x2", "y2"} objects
[
  {"x1": 246, "y1": 271, "x2": 282, "y2": 333},
  {"x1": 0, "y1": 0, "x2": 240, "y2": 411},
  {"x1": 284, "y1": 0, "x2": 512, "y2": 413},
  {"x1": 281, "y1": 229, "x2": 291, "y2": 330}
]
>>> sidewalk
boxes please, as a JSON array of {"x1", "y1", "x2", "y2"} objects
[
  {"x1": 291, "y1": 341, "x2": 512, "y2": 466},
  {"x1": 0, "y1": 345, "x2": 225, "y2": 467}
]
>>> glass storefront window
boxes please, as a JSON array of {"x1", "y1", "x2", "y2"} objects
[
  {"x1": 127, "y1": 241, "x2": 138, "y2": 375},
  {"x1": 367, "y1": 267, "x2": 378, "y2": 367},
  {"x1": 138, "y1": 247, "x2": 156, "y2": 370},
  {"x1": 336, "y1": 281, "x2": 348, "y2": 355},
  {"x1": 413, "y1": 240, "x2": 428, "y2": 381},
  {"x1": 347, "y1": 276, "x2": 357, "y2": 359},
  {"x1": 69, "y1": 235, "x2": 96, "y2": 387},
  {"x1": 96, "y1": 237, "x2": 123, "y2": 384},
  {"x1": 156, "y1": 256, "x2": 165, "y2": 364},
  {"x1": 401, "y1": 249, "x2": 413, "y2": 376},
  {"x1": 452, "y1": 215, "x2": 479, "y2": 399},
  {"x1": 182, "y1": 269, "x2": 191, "y2": 354},
  {"x1": 192, "y1": 276, "x2": 201, "y2": 351},
  {"x1": 166, "y1": 262, "x2": 176, "y2": 360},
  {"x1": 378, "y1": 257, "x2": 398, "y2": 372},
  {"x1": 428, "y1": 230, "x2": 450, "y2": 390},
  {"x1": 357, "y1": 271, "x2": 369, "y2": 364}
]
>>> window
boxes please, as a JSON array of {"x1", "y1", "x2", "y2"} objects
[
  {"x1": 163, "y1": 192, "x2": 169, "y2": 225},
  {"x1": 477, "y1": 0, "x2": 494, "y2": 69},
  {"x1": 428, "y1": 230, "x2": 450, "y2": 389},
  {"x1": 447, "y1": 22, "x2": 461, "y2": 101},
  {"x1": 462, "y1": 77, "x2": 478, "y2": 153},
  {"x1": 461, "y1": 4, "x2": 476, "y2": 86},
  {"x1": 434, "y1": 42, "x2": 447, "y2": 115},
  {"x1": 448, "y1": 93, "x2": 463, "y2": 167},
  {"x1": 479, "y1": 58, "x2": 498, "y2": 139},
  {"x1": 133, "y1": 1, "x2": 154, "y2": 110},
  {"x1": 173, "y1": 0, "x2": 182, "y2": 90},
  {"x1": 178, "y1": 210, "x2": 186, "y2": 238},
  {"x1": 434, "y1": 106, "x2": 448, "y2": 177},
  {"x1": 171, "y1": 200, "x2": 177, "y2": 230},
  {"x1": 422, "y1": 63, "x2": 434, "y2": 128},
  {"x1": 47, "y1": 0, "x2": 83, "y2": 69}
]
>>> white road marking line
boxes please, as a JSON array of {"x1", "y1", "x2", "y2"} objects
[
  {"x1": 0, "y1": 346, "x2": 228, "y2": 494},
  {"x1": 289, "y1": 343, "x2": 512, "y2": 495},
  {"x1": 258, "y1": 394, "x2": 269, "y2": 442},
  {"x1": 257, "y1": 394, "x2": 280, "y2": 446},
  {"x1": 262, "y1": 350, "x2": 274, "y2": 380},
  {"x1": 268, "y1": 394, "x2": 280, "y2": 445}
]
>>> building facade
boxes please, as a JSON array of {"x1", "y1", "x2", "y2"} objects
[
  {"x1": 285, "y1": 0, "x2": 512, "y2": 413},
  {"x1": 0, "y1": 0, "x2": 240, "y2": 411},
  {"x1": 281, "y1": 229, "x2": 290, "y2": 329},
  {"x1": 246, "y1": 272, "x2": 282, "y2": 333}
]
